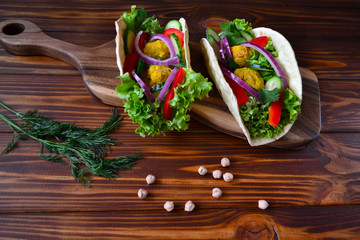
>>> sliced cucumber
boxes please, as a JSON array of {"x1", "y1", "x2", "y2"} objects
[
  {"x1": 206, "y1": 27, "x2": 221, "y2": 42},
  {"x1": 207, "y1": 35, "x2": 220, "y2": 60},
  {"x1": 150, "y1": 82, "x2": 166, "y2": 93},
  {"x1": 165, "y1": 20, "x2": 182, "y2": 31},
  {"x1": 240, "y1": 32, "x2": 253, "y2": 41},
  {"x1": 124, "y1": 28, "x2": 136, "y2": 54},
  {"x1": 170, "y1": 33, "x2": 182, "y2": 58},
  {"x1": 265, "y1": 76, "x2": 282, "y2": 91}
]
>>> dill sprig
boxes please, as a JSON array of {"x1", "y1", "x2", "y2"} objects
[{"x1": 0, "y1": 100, "x2": 142, "y2": 187}]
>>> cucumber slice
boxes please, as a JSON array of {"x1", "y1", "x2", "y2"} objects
[
  {"x1": 206, "y1": 27, "x2": 221, "y2": 42},
  {"x1": 150, "y1": 82, "x2": 166, "y2": 93},
  {"x1": 265, "y1": 76, "x2": 282, "y2": 91},
  {"x1": 170, "y1": 33, "x2": 182, "y2": 58},
  {"x1": 207, "y1": 35, "x2": 220, "y2": 60},
  {"x1": 124, "y1": 28, "x2": 136, "y2": 54},
  {"x1": 165, "y1": 20, "x2": 182, "y2": 31},
  {"x1": 240, "y1": 32, "x2": 253, "y2": 41}
]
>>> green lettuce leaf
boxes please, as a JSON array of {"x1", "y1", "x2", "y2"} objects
[
  {"x1": 240, "y1": 88, "x2": 301, "y2": 139},
  {"x1": 248, "y1": 37, "x2": 278, "y2": 80},
  {"x1": 115, "y1": 69, "x2": 212, "y2": 137}
]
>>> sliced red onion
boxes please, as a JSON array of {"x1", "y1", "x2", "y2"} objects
[
  {"x1": 217, "y1": 40, "x2": 227, "y2": 66},
  {"x1": 220, "y1": 65, "x2": 262, "y2": 102},
  {"x1": 149, "y1": 34, "x2": 176, "y2": 58},
  {"x1": 132, "y1": 71, "x2": 155, "y2": 103},
  {"x1": 134, "y1": 31, "x2": 179, "y2": 66},
  {"x1": 241, "y1": 42, "x2": 288, "y2": 89},
  {"x1": 221, "y1": 36, "x2": 233, "y2": 59},
  {"x1": 157, "y1": 67, "x2": 178, "y2": 102}
]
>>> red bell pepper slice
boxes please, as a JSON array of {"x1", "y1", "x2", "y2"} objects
[
  {"x1": 123, "y1": 53, "x2": 139, "y2": 75},
  {"x1": 163, "y1": 68, "x2": 186, "y2": 120},
  {"x1": 268, "y1": 91, "x2": 283, "y2": 127},
  {"x1": 249, "y1": 36, "x2": 268, "y2": 48},
  {"x1": 135, "y1": 32, "x2": 150, "y2": 52},
  {"x1": 162, "y1": 28, "x2": 184, "y2": 48},
  {"x1": 125, "y1": 32, "x2": 149, "y2": 76},
  {"x1": 224, "y1": 75, "x2": 249, "y2": 106}
]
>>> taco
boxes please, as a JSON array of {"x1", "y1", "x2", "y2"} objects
[
  {"x1": 115, "y1": 6, "x2": 212, "y2": 137},
  {"x1": 200, "y1": 19, "x2": 302, "y2": 146}
]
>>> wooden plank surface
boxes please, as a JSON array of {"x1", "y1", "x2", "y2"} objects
[
  {"x1": 0, "y1": 0, "x2": 359, "y2": 239},
  {"x1": 1, "y1": 206, "x2": 360, "y2": 240}
]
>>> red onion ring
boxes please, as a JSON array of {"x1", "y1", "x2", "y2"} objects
[
  {"x1": 157, "y1": 67, "x2": 178, "y2": 102},
  {"x1": 241, "y1": 42, "x2": 288, "y2": 89},
  {"x1": 221, "y1": 36, "x2": 233, "y2": 59},
  {"x1": 149, "y1": 34, "x2": 176, "y2": 58},
  {"x1": 132, "y1": 71, "x2": 155, "y2": 103},
  {"x1": 134, "y1": 31, "x2": 179, "y2": 66},
  {"x1": 220, "y1": 65, "x2": 262, "y2": 102}
]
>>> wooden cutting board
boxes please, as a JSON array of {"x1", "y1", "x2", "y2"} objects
[{"x1": 0, "y1": 19, "x2": 321, "y2": 149}]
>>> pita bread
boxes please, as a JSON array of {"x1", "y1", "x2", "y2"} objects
[{"x1": 200, "y1": 27, "x2": 302, "y2": 146}]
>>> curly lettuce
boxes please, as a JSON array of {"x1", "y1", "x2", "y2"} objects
[
  {"x1": 240, "y1": 89, "x2": 301, "y2": 139},
  {"x1": 115, "y1": 70, "x2": 212, "y2": 137}
]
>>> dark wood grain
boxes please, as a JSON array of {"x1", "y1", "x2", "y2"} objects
[
  {"x1": 1, "y1": 206, "x2": 360, "y2": 239},
  {"x1": 0, "y1": 0, "x2": 359, "y2": 239},
  {"x1": 0, "y1": 131, "x2": 359, "y2": 212},
  {"x1": 0, "y1": 20, "x2": 321, "y2": 149}
]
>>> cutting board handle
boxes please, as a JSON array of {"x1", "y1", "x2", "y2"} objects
[{"x1": 0, "y1": 19, "x2": 89, "y2": 70}]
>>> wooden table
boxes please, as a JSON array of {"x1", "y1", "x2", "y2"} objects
[{"x1": 0, "y1": 0, "x2": 359, "y2": 239}]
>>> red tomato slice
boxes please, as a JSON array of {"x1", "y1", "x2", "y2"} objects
[
  {"x1": 123, "y1": 53, "x2": 139, "y2": 75},
  {"x1": 162, "y1": 28, "x2": 184, "y2": 48},
  {"x1": 249, "y1": 36, "x2": 268, "y2": 48},
  {"x1": 224, "y1": 75, "x2": 249, "y2": 106},
  {"x1": 268, "y1": 91, "x2": 283, "y2": 127},
  {"x1": 163, "y1": 68, "x2": 186, "y2": 120}
]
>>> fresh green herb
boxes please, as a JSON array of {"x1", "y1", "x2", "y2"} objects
[
  {"x1": 0, "y1": 100, "x2": 142, "y2": 187},
  {"x1": 2, "y1": 137, "x2": 16, "y2": 154},
  {"x1": 122, "y1": 5, "x2": 163, "y2": 35},
  {"x1": 258, "y1": 88, "x2": 280, "y2": 103},
  {"x1": 220, "y1": 19, "x2": 253, "y2": 46}
]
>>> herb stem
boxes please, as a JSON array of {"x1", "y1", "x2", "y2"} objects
[
  {"x1": 0, "y1": 100, "x2": 22, "y2": 117},
  {"x1": 0, "y1": 113, "x2": 43, "y2": 142}
]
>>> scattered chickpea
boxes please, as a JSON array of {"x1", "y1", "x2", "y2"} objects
[
  {"x1": 221, "y1": 157, "x2": 231, "y2": 167},
  {"x1": 198, "y1": 166, "x2": 208, "y2": 175},
  {"x1": 164, "y1": 201, "x2": 175, "y2": 212},
  {"x1": 212, "y1": 188, "x2": 223, "y2": 198},
  {"x1": 212, "y1": 169, "x2": 222, "y2": 179},
  {"x1": 146, "y1": 174, "x2": 156, "y2": 185},
  {"x1": 137, "y1": 188, "x2": 148, "y2": 199},
  {"x1": 258, "y1": 200, "x2": 269, "y2": 210},
  {"x1": 223, "y1": 172, "x2": 233, "y2": 182},
  {"x1": 185, "y1": 200, "x2": 195, "y2": 212}
]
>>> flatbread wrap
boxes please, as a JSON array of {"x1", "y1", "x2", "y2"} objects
[
  {"x1": 115, "y1": 6, "x2": 212, "y2": 137},
  {"x1": 200, "y1": 19, "x2": 302, "y2": 146}
]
